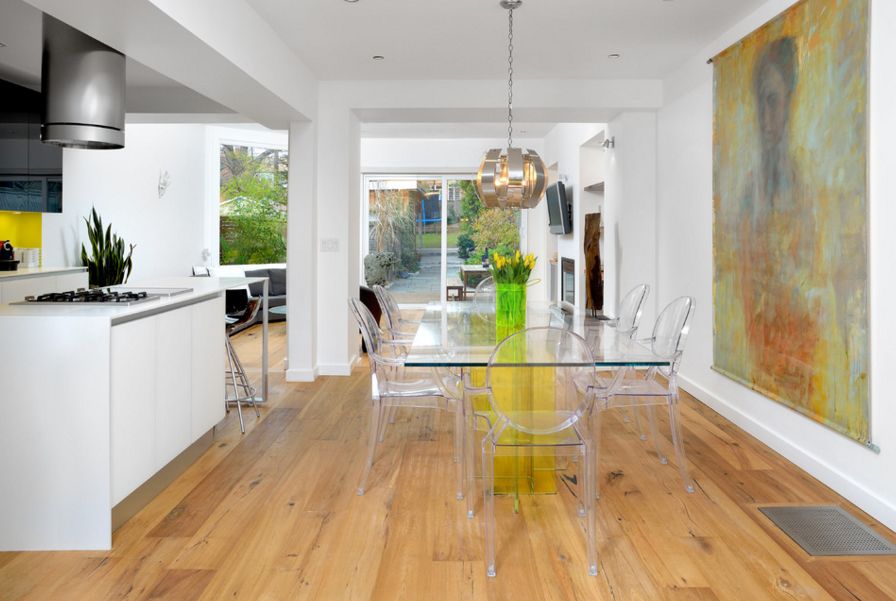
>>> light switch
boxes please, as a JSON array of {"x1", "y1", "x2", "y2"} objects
[{"x1": 320, "y1": 238, "x2": 339, "y2": 252}]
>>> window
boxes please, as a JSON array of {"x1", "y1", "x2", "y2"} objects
[{"x1": 219, "y1": 144, "x2": 288, "y2": 265}]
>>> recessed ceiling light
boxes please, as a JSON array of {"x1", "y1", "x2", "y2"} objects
[
  {"x1": 344, "y1": 0, "x2": 359, "y2": 3},
  {"x1": 372, "y1": 55, "x2": 385, "y2": 61},
  {"x1": 608, "y1": 53, "x2": 621, "y2": 59}
]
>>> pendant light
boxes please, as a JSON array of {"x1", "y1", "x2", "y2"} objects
[{"x1": 475, "y1": 0, "x2": 547, "y2": 209}]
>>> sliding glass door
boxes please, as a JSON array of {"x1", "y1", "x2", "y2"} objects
[{"x1": 363, "y1": 174, "x2": 518, "y2": 306}]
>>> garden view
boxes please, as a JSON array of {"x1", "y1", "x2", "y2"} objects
[
  {"x1": 219, "y1": 144, "x2": 288, "y2": 265},
  {"x1": 365, "y1": 178, "x2": 520, "y2": 303}
]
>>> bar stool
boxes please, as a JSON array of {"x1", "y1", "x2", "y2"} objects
[{"x1": 225, "y1": 289, "x2": 262, "y2": 433}]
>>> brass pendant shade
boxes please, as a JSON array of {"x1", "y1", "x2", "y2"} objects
[
  {"x1": 475, "y1": 0, "x2": 547, "y2": 209},
  {"x1": 476, "y1": 147, "x2": 547, "y2": 209}
]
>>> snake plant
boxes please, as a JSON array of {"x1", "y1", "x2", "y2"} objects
[{"x1": 80, "y1": 207, "x2": 136, "y2": 287}]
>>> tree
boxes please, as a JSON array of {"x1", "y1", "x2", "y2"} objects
[
  {"x1": 219, "y1": 145, "x2": 288, "y2": 265},
  {"x1": 369, "y1": 189, "x2": 419, "y2": 274},
  {"x1": 472, "y1": 208, "x2": 520, "y2": 257}
]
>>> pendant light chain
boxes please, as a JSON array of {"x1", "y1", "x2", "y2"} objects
[
  {"x1": 475, "y1": 0, "x2": 546, "y2": 210},
  {"x1": 507, "y1": 6, "x2": 514, "y2": 149}
]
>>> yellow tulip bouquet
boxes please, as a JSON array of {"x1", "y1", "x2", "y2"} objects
[
  {"x1": 490, "y1": 250, "x2": 536, "y2": 333},
  {"x1": 490, "y1": 250, "x2": 537, "y2": 285}
]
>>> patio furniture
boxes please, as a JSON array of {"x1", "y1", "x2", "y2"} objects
[
  {"x1": 460, "y1": 264, "x2": 490, "y2": 296},
  {"x1": 446, "y1": 277, "x2": 465, "y2": 301}
]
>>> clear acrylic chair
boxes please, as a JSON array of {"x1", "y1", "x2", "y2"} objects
[
  {"x1": 481, "y1": 326, "x2": 598, "y2": 577},
  {"x1": 613, "y1": 284, "x2": 649, "y2": 337},
  {"x1": 372, "y1": 284, "x2": 419, "y2": 341},
  {"x1": 473, "y1": 276, "x2": 495, "y2": 306},
  {"x1": 592, "y1": 296, "x2": 697, "y2": 496},
  {"x1": 349, "y1": 298, "x2": 466, "y2": 498},
  {"x1": 584, "y1": 284, "x2": 650, "y2": 436}
]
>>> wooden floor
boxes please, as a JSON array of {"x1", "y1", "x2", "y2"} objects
[{"x1": 2, "y1": 322, "x2": 896, "y2": 600}]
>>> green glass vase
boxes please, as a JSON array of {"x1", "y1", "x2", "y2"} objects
[{"x1": 495, "y1": 282, "x2": 527, "y2": 339}]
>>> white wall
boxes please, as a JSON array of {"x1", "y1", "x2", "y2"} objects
[
  {"x1": 541, "y1": 124, "x2": 605, "y2": 310},
  {"x1": 43, "y1": 124, "x2": 209, "y2": 282},
  {"x1": 361, "y1": 137, "x2": 544, "y2": 174},
  {"x1": 606, "y1": 112, "x2": 659, "y2": 326},
  {"x1": 656, "y1": 0, "x2": 896, "y2": 530}
]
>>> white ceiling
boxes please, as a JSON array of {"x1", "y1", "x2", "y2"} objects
[
  {"x1": 360, "y1": 121, "x2": 556, "y2": 139},
  {"x1": 0, "y1": 0, "x2": 230, "y2": 114},
  {"x1": 246, "y1": 0, "x2": 768, "y2": 80}
]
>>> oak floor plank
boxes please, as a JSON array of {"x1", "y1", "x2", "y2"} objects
[{"x1": 3, "y1": 322, "x2": 896, "y2": 601}]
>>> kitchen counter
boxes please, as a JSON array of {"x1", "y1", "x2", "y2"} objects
[
  {"x1": 0, "y1": 276, "x2": 254, "y2": 324},
  {"x1": 0, "y1": 265, "x2": 87, "y2": 280},
  {"x1": 0, "y1": 275, "x2": 271, "y2": 551}
]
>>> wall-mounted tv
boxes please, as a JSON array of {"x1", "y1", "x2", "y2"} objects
[
  {"x1": 0, "y1": 79, "x2": 63, "y2": 213},
  {"x1": 546, "y1": 181, "x2": 572, "y2": 235}
]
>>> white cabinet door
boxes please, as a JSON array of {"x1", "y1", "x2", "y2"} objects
[
  {"x1": 191, "y1": 297, "x2": 225, "y2": 439},
  {"x1": 110, "y1": 317, "x2": 157, "y2": 505},
  {"x1": 1, "y1": 275, "x2": 58, "y2": 303},
  {"x1": 155, "y1": 308, "x2": 193, "y2": 468}
]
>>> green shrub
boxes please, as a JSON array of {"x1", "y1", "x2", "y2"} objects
[
  {"x1": 364, "y1": 251, "x2": 398, "y2": 287},
  {"x1": 457, "y1": 233, "x2": 475, "y2": 260}
]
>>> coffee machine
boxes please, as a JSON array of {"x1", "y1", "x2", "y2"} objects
[{"x1": 0, "y1": 240, "x2": 18, "y2": 271}]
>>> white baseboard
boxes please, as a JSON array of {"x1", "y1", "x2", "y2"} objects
[
  {"x1": 679, "y1": 374, "x2": 896, "y2": 531},
  {"x1": 285, "y1": 367, "x2": 318, "y2": 382},
  {"x1": 317, "y1": 363, "x2": 354, "y2": 377}
]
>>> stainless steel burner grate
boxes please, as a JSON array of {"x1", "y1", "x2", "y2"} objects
[{"x1": 759, "y1": 506, "x2": 896, "y2": 556}]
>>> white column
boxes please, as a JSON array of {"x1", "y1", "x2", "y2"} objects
[
  {"x1": 314, "y1": 97, "x2": 361, "y2": 376},
  {"x1": 285, "y1": 121, "x2": 318, "y2": 381}
]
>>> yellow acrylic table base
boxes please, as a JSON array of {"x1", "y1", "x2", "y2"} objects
[{"x1": 468, "y1": 366, "x2": 558, "y2": 497}]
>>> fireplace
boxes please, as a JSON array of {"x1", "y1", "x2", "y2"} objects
[{"x1": 561, "y1": 257, "x2": 575, "y2": 306}]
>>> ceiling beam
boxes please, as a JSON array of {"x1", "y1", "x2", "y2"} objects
[{"x1": 20, "y1": 0, "x2": 318, "y2": 128}]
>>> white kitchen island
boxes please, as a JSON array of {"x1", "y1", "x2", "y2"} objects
[{"x1": 0, "y1": 276, "x2": 269, "y2": 551}]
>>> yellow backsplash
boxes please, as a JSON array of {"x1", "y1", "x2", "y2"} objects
[{"x1": 0, "y1": 211, "x2": 42, "y2": 249}]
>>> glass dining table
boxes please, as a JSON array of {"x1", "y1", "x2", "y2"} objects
[
  {"x1": 403, "y1": 301, "x2": 669, "y2": 368},
  {"x1": 401, "y1": 301, "x2": 670, "y2": 504}
]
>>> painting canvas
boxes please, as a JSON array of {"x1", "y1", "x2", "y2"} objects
[{"x1": 712, "y1": 0, "x2": 869, "y2": 444}]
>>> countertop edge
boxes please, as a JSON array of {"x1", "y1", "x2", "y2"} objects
[{"x1": 0, "y1": 266, "x2": 88, "y2": 281}]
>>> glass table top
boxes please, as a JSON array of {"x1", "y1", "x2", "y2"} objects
[{"x1": 403, "y1": 302, "x2": 671, "y2": 368}]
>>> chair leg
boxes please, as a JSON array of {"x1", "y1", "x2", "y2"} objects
[
  {"x1": 378, "y1": 405, "x2": 400, "y2": 442},
  {"x1": 388, "y1": 404, "x2": 398, "y2": 424},
  {"x1": 454, "y1": 405, "x2": 465, "y2": 500},
  {"x1": 465, "y1": 402, "x2": 477, "y2": 519},
  {"x1": 591, "y1": 408, "x2": 603, "y2": 500},
  {"x1": 482, "y1": 439, "x2": 497, "y2": 578},
  {"x1": 633, "y1": 405, "x2": 647, "y2": 441},
  {"x1": 358, "y1": 399, "x2": 385, "y2": 496},
  {"x1": 668, "y1": 396, "x2": 695, "y2": 494},
  {"x1": 230, "y1": 341, "x2": 260, "y2": 418},
  {"x1": 646, "y1": 405, "x2": 668, "y2": 464},
  {"x1": 224, "y1": 336, "x2": 245, "y2": 434},
  {"x1": 583, "y1": 440, "x2": 598, "y2": 576}
]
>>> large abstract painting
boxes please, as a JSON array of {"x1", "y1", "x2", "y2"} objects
[{"x1": 712, "y1": 0, "x2": 869, "y2": 444}]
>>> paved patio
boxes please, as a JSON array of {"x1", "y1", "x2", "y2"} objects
[{"x1": 386, "y1": 249, "x2": 464, "y2": 304}]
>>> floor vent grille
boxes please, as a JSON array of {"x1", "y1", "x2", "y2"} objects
[{"x1": 759, "y1": 505, "x2": 896, "y2": 556}]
